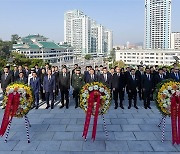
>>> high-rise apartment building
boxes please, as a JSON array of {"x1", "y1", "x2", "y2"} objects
[
  {"x1": 64, "y1": 10, "x2": 113, "y2": 56},
  {"x1": 171, "y1": 32, "x2": 180, "y2": 50},
  {"x1": 144, "y1": 0, "x2": 171, "y2": 49}
]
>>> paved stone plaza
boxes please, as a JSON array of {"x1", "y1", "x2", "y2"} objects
[{"x1": 0, "y1": 95, "x2": 180, "y2": 154}]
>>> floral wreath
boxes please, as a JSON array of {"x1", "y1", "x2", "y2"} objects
[
  {"x1": 80, "y1": 82, "x2": 111, "y2": 115},
  {"x1": 2, "y1": 82, "x2": 34, "y2": 118},
  {"x1": 153, "y1": 79, "x2": 180, "y2": 116}
]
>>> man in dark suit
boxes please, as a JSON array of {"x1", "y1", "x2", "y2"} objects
[
  {"x1": 0, "y1": 66, "x2": 13, "y2": 94},
  {"x1": 135, "y1": 65, "x2": 144, "y2": 100},
  {"x1": 127, "y1": 69, "x2": 139, "y2": 109},
  {"x1": 162, "y1": 66, "x2": 170, "y2": 79},
  {"x1": 112, "y1": 67, "x2": 126, "y2": 109},
  {"x1": 17, "y1": 72, "x2": 27, "y2": 84},
  {"x1": 43, "y1": 69, "x2": 56, "y2": 109},
  {"x1": 155, "y1": 68, "x2": 166, "y2": 86},
  {"x1": 141, "y1": 67, "x2": 155, "y2": 109},
  {"x1": 52, "y1": 66, "x2": 59, "y2": 100},
  {"x1": 30, "y1": 72, "x2": 40, "y2": 109},
  {"x1": 13, "y1": 65, "x2": 19, "y2": 82},
  {"x1": 39, "y1": 68, "x2": 46, "y2": 102},
  {"x1": 85, "y1": 69, "x2": 98, "y2": 83},
  {"x1": 35, "y1": 64, "x2": 41, "y2": 77},
  {"x1": 24, "y1": 65, "x2": 30, "y2": 78},
  {"x1": 59, "y1": 67, "x2": 70, "y2": 109},
  {"x1": 170, "y1": 67, "x2": 180, "y2": 82},
  {"x1": 99, "y1": 67, "x2": 112, "y2": 89}
]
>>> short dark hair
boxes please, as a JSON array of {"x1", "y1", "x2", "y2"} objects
[{"x1": 158, "y1": 68, "x2": 163, "y2": 71}]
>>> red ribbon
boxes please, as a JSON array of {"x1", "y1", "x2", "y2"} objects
[
  {"x1": 82, "y1": 91, "x2": 101, "y2": 141},
  {"x1": 0, "y1": 92, "x2": 20, "y2": 136},
  {"x1": 171, "y1": 93, "x2": 180, "y2": 144}
]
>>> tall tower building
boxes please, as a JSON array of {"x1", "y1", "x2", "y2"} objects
[
  {"x1": 64, "y1": 10, "x2": 84, "y2": 45},
  {"x1": 64, "y1": 10, "x2": 113, "y2": 55},
  {"x1": 144, "y1": 0, "x2": 171, "y2": 49}
]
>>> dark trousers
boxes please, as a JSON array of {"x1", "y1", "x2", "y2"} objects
[
  {"x1": 143, "y1": 89, "x2": 151, "y2": 107},
  {"x1": 45, "y1": 92, "x2": 54, "y2": 107},
  {"x1": 34, "y1": 92, "x2": 39, "y2": 106},
  {"x1": 74, "y1": 89, "x2": 80, "y2": 107},
  {"x1": 138, "y1": 87, "x2": 143, "y2": 100},
  {"x1": 113, "y1": 89, "x2": 124, "y2": 107},
  {"x1": 128, "y1": 90, "x2": 137, "y2": 107},
  {"x1": 60, "y1": 89, "x2": 69, "y2": 107},
  {"x1": 40, "y1": 87, "x2": 45, "y2": 101},
  {"x1": 55, "y1": 85, "x2": 59, "y2": 98}
]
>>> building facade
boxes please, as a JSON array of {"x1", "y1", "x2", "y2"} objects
[
  {"x1": 13, "y1": 34, "x2": 74, "y2": 63},
  {"x1": 144, "y1": 0, "x2": 171, "y2": 49},
  {"x1": 64, "y1": 10, "x2": 113, "y2": 56},
  {"x1": 116, "y1": 49, "x2": 180, "y2": 66},
  {"x1": 171, "y1": 32, "x2": 180, "y2": 50}
]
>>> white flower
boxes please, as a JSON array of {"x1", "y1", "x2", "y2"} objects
[
  {"x1": 99, "y1": 88, "x2": 104, "y2": 93},
  {"x1": 83, "y1": 99, "x2": 86, "y2": 102},
  {"x1": 88, "y1": 86, "x2": 93, "y2": 91},
  {"x1": 163, "y1": 104, "x2": 168, "y2": 108},
  {"x1": 167, "y1": 86, "x2": 172, "y2": 90},
  {"x1": 94, "y1": 85, "x2": 98, "y2": 90},
  {"x1": 104, "y1": 90, "x2": 108, "y2": 95},
  {"x1": 84, "y1": 90, "x2": 89, "y2": 94},
  {"x1": 82, "y1": 93, "x2": 87, "y2": 98},
  {"x1": 171, "y1": 90, "x2": 175, "y2": 94},
  {"x1": 106, "y1": 94, "x2": 110, "y2": 99}
]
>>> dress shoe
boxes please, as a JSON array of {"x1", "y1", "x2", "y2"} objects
[
  {"x1": 128, "y1": 106, "x2": 131, "y2": 109},
  {"x1": 120, "y1": 105, "x2": 124, "y2": 109},
  {"x1": 66, "y1": 106, "x2": 69, "y2": 109},
  {"x1": 46, "y1": 105, "x2": 50, "y2": 109},
  {"x1": 60, "y1": 105, "x2": 64, "y2": 109},
  {"x1": 75, "y1": 106, "x2": 78, "y2": 109},
  {"x1": 144, "y1": 106, "x2": 147, "y2": 109},
  {"x1": 51, "y1": 106, "x2": 54, "y2": 109},
  {"x1": 147, "y1": 106, "x2": 151, "y2": 109},
  {"x1": 114, "y1": 106, "x2": 118, "y2": 109},
  {"x1": 35, "y1": 106, "x2": 39, "y2": 109},
  {"x1": 134, "y1": 106, "x2": 139, "y2": 109}
]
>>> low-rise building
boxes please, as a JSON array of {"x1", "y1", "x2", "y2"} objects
[
  {"x1": 116, "y1": 49, "x2": 180, "y2": 66},
  {"x1": 12, "y1": 34, "x2": 74, "y2": 63}
]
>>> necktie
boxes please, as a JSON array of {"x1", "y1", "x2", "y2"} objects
[
  {"x1": 176, "y1": 73, "x2": 179, "y2": 80},
  {"x1": 5, "y1": 74, "x2": 8, "y2": 80},
  {"x1": 104, "y1": 74, "x2": 107, "y2": 82}
]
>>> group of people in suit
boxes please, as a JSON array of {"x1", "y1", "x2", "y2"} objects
[{"x1": 0, "y1": 63, "x2": 180, "y2": 110}]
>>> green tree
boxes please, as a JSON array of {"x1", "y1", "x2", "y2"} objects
[
  {"x1": 11, "y1": 34, "x2": 19, "y2": 44},
  {"x1": 84, "y1": 54, "x2": 92, "y2": 60}
]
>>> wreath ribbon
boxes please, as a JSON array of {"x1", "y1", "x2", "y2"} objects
[
  {"x1": 0, "y1": 92, "x2": 20, "y2": 136},
  {"x1": 171, "y1": 93, "x2": 180, "y2": 144},
  {"x1": 82, "y1": 91, "x2": 101, "y2": 141}
]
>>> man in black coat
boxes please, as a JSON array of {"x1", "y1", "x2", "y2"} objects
[
  {"x1": 135, "y1": 65, "x2": 144, "y2": 100},
  {"x1": 154, "y1": 68, "x2": 166, "y2": 86},
  {"x1": 127, "y1": 69, "x2": 139, "y2": 109},
  {"x1": 39, "y1": 68, "x2": 46, "y2": 102},
  {"x1": 112, "y1": 67, "x2": 126, "y2": 109},
  {"x1": 99, "y1": 67, "x2": 112, "y2": 89},
  {"x1": 170, "y1": 67, "x2": 180, "y2": 82},
  {"x1": 85, "y1": 68, "x2": 98, "y2": 83},
  {"x1": 13, "y1": 65, "x2": 19, "y2": 82},
  {"x1": 141, "y1": 67, "x2": 155, "y2": 109},
  {"x1": 59, "y1": 67, "x2": 70, "y2": 109},
  {"x1": 0, "y1": 66, "x2": 13, "y2": 94}
]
